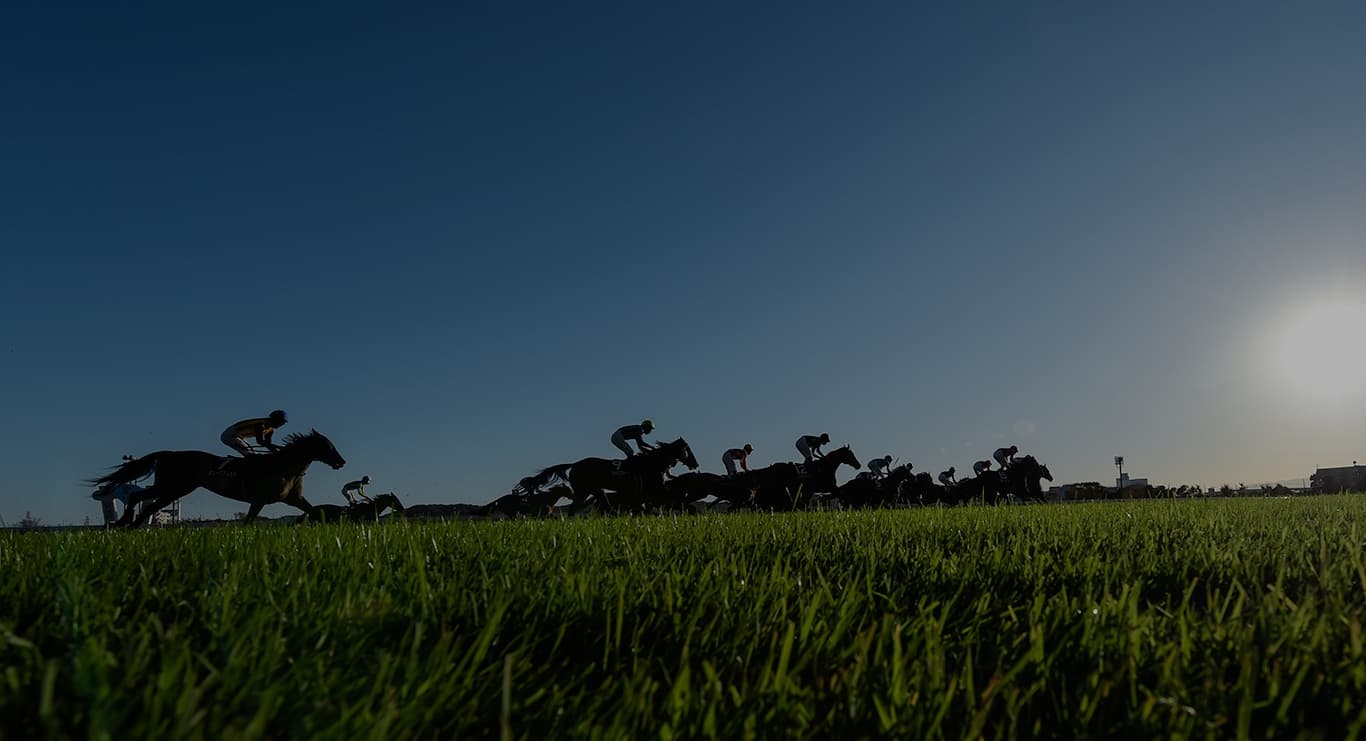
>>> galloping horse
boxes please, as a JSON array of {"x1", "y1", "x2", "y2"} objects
[
  {"x1": 901, "y1": 472, "x2": 942, "y2": 506},
  {"x1": 302, "y1": 492, "x2": 405, "y2": 523},
  {"x1": 1002, "y1": 455, "x2": 1053, "y2": 503},
  {"x1": 522, "y1": 438, "x2": 700, "y2": 513},
  {"x1": 664, "y1": 471, "x2": 759, "y2": 511},
  {"x1": 751, "y1": 445, "x2": 861, "y2": 510},
  {"x1": 945, "y1": 470, "x2": 1005, "y2": 506},
  {"x1": 479, "y1": 483, "x2": 573, "y2": 518},
  {"x1": 90, "y1": 430, "x2": 346, "y2": 527},
  {"x1": 836, "y1": 463, "x2": 916, "y2": 509}
]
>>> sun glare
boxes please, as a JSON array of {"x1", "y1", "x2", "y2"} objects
[{"x1": 1265, "y1": 297, "x2": 1366, "y2": 408}]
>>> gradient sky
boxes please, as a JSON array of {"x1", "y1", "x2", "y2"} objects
[{"x1": 4, "y1": 2, "x2": 1365, "y2": 524}]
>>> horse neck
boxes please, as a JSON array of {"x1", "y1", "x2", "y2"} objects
[
  {"x1": 639, "y1": 444, "x2": 679, "y2": 470},
  {"x1": 811, "y1": 455, "x2": 837, "y2": 472},
  {"x1": 270, "y1": 445, "x2": 317, "y2": 476}
]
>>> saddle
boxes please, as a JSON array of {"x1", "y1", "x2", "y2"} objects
[{"x1": 212, "y1": 456, "x2": 243, "y2": 477}]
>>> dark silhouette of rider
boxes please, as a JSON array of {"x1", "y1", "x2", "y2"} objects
[
  {"x1": 722, "y1": 444, "x2": 753, "y2": 475},
  {"x1": 342, "y1": 475, "x2": 373, "y2": 504},
  {"x1": 795, "y1": 433, "x2": 831, "y2": 463},
  {"x1": 611, "y1": 420, "x2": 655, "y2": 457},
  {"x1": 938, "y1": 467, "x2": 957, "y2": 486},
  {"x1": 221, "y1": 410, "x2": 287, "y2": 456}
]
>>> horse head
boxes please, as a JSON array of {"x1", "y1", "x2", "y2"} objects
[
  {"x1": 674, "y1": 438, "x2": 700, "y2": 471},
  {"x1": 1017, "y1": 455, "x2": 1050, "y2": 480},
  {"x1": 282, "y1": 429, "x2": 347, "y2": 470},
  {"x1": 379, "y1": 492, "x2": 405, "y2": 513},
  {"x1": 658, "y1": 437, "x2": 699, "y2": 471},
  {"x1": 837, "y1": 444, "x2": 861, "y2": 471}
]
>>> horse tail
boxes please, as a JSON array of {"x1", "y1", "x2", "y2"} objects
[
  {"x1": 520, "y1": 463, "x2": 572, "y2": 492},
  {"x1": 89, "y1": 454, "x2": 160, "y2": 497}
]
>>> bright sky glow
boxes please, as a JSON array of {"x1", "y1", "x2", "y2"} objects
[{"x1": 1265, "y1": 297, "x2": 1366, "y2": 409}]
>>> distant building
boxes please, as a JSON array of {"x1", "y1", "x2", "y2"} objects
[
  {"x1": 1116, "y1": 473, "x2": 1148, "y2": 491},
  {"x1": 1311, "y1": 463, "x2": 1366, "y2": 493}
]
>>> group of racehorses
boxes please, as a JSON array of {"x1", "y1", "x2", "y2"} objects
[
  {"x1": 87, "y1": 429, "x2": 1053, "y2": 527},
  {"x1": 479, "y1": 437, "x2": 1055, "y2": 517}
]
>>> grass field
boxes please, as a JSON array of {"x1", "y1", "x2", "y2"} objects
[{"x1": 4, "y1": 497, "x2": 1366, "y2": 739}]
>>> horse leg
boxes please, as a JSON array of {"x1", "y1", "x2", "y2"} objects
[
  {"x1": 242, "y1": 502, "x2": 265, "y2": 524},
  {"x1": 129, "y1": 492, "x2": 185, "y2": 527},
  {"x1": 118, "y1": 484, "x2": 188, "y2": 527},
  {"x1": 283, "y1": 493, "x2": 315, "y2": 517}
]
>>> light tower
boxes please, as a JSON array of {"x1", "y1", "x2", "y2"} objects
[{"x1": 1115, "y1": 455, "x2": 1125, "y2": 490}]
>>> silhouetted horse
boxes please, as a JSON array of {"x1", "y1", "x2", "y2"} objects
[
  {"x1": 1002, "y1": 455, "x2": 1053, "y2": 503},
  {"x1": 480, "y1": 484, "x2": 574, "y2": 518},
  {"x1": 90, "y1": 430, "x2": 346, "y2": 527},
  {"x1": 901, "y1": 472, "x2": 942, "y2": 506},
  {"x1": 751, "y1": 445, "x2": 861, "y2": 510},
  {"x1": 302, "y1": 492, "x2": 406, "y2": 523},
  {"x1": 664, "y1": 471, "x2": 758, "y2": 511},
  {"x1": 836, "y1": 463, "x2": 916, "y2": 509},
  {"x1": 945, "y1": 471, "x2": 1005, "y2": 506},
  {"x1": 522, "y1": 438, "x2": 700, "y2": 513}
]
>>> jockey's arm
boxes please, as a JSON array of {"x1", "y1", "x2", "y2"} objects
[
  {"x1": 741, "y1": 459, "x2": 750, "y2": 472},
  {"x1": 256, "y1": 426, "x2": 280, "y2": 450},
  {"x1": 638, "y1": 437, "x2": 655, "y2": 450}
]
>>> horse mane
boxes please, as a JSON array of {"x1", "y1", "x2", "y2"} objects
[
  {"x1": 642, "y1": 437, "x2": 689, "y2": 460},
  {"x1": 280, "y1": 429, "x2": 328, "y2": 450}
]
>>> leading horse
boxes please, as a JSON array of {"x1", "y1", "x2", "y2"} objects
[
  {"x1": 90, "y1": 430, "x2": 346, "y2": 527},
  {"x1": 1002, "y1": 455, "x2": 1054, "y2": 503}
]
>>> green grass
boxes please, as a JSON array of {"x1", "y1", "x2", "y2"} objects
[{"x1": 4, "y1": 497, "x2": 1366, "y2": 739}]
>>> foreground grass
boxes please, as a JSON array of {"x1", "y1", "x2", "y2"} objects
[{"x1": 3, "y1": 498, "x2": 1366, "y2": 739}]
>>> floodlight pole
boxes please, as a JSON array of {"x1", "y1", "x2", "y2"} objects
[{"x1": 1115, "y1": 455, "x2": 1125, "y2": 491}]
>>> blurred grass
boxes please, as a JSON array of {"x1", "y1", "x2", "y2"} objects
[{"x1": 3, "y1": 497, "x2": 1366, "y2": 738}]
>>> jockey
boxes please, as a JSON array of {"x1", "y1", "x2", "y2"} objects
[
  {"x1": 342, "y1": 475, "x2": 373, "y2": 505},
  {"x1": 938, "y1": 467, "x2": 957, "y2": 487},
  {"x1": 722, "y1": 444, "x2": 753, "y2": 476},
  {"x1": 221, "y1": 410, "x2": 287, "y2": 456},
  {"x1": 993, "y1": 445, "x2": 1019, "y2": 470},
  {"x1": 611, "y1": 420, "x2": 656, "y2": 458},
  {"x1": 868, "y1": 455, "x2": 894, "y2": 479},
  {"x1": 972, "y1": 459, "x2": 993, "y2": 477},
  {"x1": 795, "y1": 433, "x2": 831, "y2": 463}
]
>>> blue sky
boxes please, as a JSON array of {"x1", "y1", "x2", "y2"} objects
[{"x1": 3, "y1": 2, "x2": 1365, "y2": 523}]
